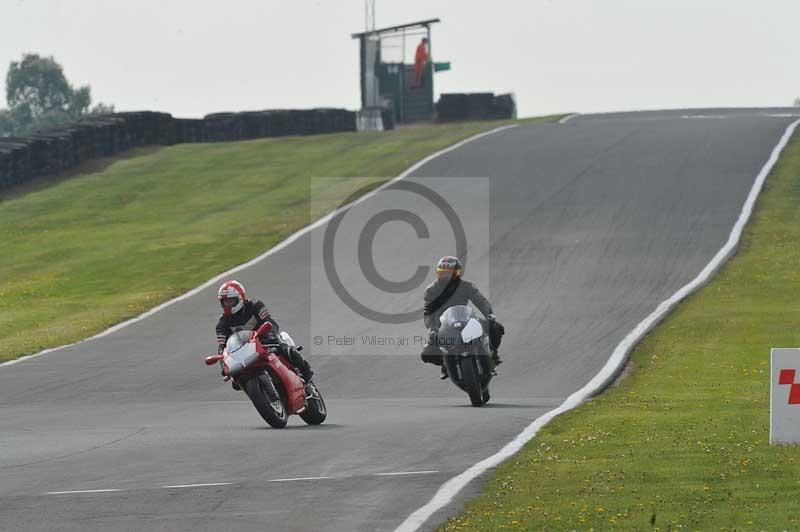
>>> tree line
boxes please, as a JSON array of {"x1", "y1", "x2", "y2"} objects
[{"x1": 0, "y1": 53, "x2": 114, "y2": 137}]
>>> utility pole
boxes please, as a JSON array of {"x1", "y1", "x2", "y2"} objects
[{"x1": 365, "y1": 0, "x2": 376, "y2": 32}]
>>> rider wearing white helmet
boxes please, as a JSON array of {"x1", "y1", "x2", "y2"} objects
[{"x1": 215, "y1": 280, "x2": 314, "y2": 383}]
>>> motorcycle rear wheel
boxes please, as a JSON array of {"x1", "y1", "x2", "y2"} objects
[{"x1": 244, "y1": 372, "x2": 289, "y2": 428}]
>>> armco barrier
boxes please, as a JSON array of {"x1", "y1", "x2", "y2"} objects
[
  {"x1": 0, "y1": 108, "x2": 357, "y2": 191},
  {"x1": 436, "y1": 93, "x2": 517, "y2": 122}
]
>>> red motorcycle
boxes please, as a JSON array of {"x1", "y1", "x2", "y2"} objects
[{"x1": 204, "y1": 322, "x2": 327, "y2": 428}]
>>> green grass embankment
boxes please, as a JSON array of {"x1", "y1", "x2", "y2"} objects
[{"x1": 0, "y1": 116, "x2": 563, "y2": 362}]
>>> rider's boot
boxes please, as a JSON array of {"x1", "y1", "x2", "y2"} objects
[
  {"x1": 440, "y1": 364, "x2": 448, "y2": 380},
  {"x1": 299, "y1": 360, "x2": 314, "y2": 382},
  {"x1": 491, "y1": 349, "x2": 503, "y2": 366},
  {"x1": 284, "y1": 345, "x2": 314, "y2": 381},
  {"x1": 293, "y1": 349, "x2": 314, "y2": 381}
]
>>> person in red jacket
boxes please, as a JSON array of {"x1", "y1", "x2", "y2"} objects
[{"x1": 412, "y1": 37, "x2": 429, "y2": 89}]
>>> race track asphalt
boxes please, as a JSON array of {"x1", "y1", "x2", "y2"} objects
[{"x1": 1, "y1": 109, "x2": 797, "y2": 532}]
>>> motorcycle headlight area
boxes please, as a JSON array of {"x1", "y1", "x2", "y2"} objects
[{"x1": 460, "y1": 318, "x2": 484, "y2": 343}]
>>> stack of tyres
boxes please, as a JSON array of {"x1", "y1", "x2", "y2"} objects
[
  {"x1": 436, "y1": 93, "x2": 468, "y2": 122},
  {"x1": 203, "y1": 113, "x2": 240, "y2": 142},
  {"x1": 0, "y1": 147, "x2": 10, "y2": 188},
  {"x1": 466, "y1": 93, "x2": 494, "y2": 120},
  {"x1": 436, "y1": 92, "x2": 517, "y2": 122},
  {"x1": 343, "y1": 108, "x2": 359, "y2": 131},
  {"x1": 287, "y1": 110, "x2": 308, "y2": 135},
  {"x1": 240, "y1": 112, "x2": 267, "y2": 140},
  {"x1": 264, "y1": 110, "x2": 286, "y2": 137},
  {"x1": 491, "y1": 94, "x2": 516, "y2": 120},
  {"x1": 0, "y1": 108, "x2": 357, "y2": 190},
  {"x1": 173, "y1": 118, "x2": 205, "y2": 143},
  {"x1": 0, "y1": 141, "x2": 29, "y2": 188}
]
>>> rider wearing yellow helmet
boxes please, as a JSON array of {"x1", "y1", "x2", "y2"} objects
[{"x1": 421, "y1": 256, "x2": 504, "y2": 378}]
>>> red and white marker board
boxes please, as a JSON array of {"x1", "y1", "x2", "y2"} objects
[{"x1": 771, "y1": 348, "x2": 800, "y2": 444}]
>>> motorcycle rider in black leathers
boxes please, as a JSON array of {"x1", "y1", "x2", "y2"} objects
[
  {"x1": 215, "y1": 280, "x2": 313, "y2": 387},
  {"x1": 420, "y1": 256, "x2": 504, "y2": 379}
]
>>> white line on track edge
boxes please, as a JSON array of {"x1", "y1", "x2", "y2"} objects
[
  {"x1": 557, "y1": 113, "x2": 579, "y2": 124},
  {"x1": 392, "y1": 119, "x2": 800, "y2": 532},
  {"x1": 268, "y1": 476, "x2": 335, "y2": 482},
  {"x1": 374, "y1": 470, "x2": 439, "y2": 477},
  {"x1": 161, "y1": 482, "x2": 232, "y2": 489},
  {"x1": 44, "y1": 489, "x2": 122, "y2": 495},
  {"x1": 0, "y1": 123, "x2": 517, "y2": 370}
]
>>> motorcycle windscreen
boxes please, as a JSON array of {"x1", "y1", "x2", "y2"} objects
[
  {"x1": 225, "y1": 341, "x2": 261, "y2": 378},
  {"x1": 460, "y1": 318, "x2": 483, "y2": 343},
  {"x1": 226, "y1": 330, "x2": 252, "y2": 353},
  {"x1": 438, "y1": 305, "x2": 473, "y2": 328}
]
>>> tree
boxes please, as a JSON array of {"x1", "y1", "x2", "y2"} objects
[
  {"x1": 6, "y1": 54, "x2": 73, "y2": 121},
  {"x1": 0, "y1": 53, "x2": 113, "y2": 137},
  {"x1": 0, "y1": 109, "x2": 14, "y2": 137},
  {"x1": 794, "y1": 97, "x2": 800, "y2": 107}
]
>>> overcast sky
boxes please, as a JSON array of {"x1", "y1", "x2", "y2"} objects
[{"x1": 1, "y1": 0, "x2": 798, "y2": 118}]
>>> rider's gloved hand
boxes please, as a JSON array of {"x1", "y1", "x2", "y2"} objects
[{"x1": 487, "y1": 313, "x2": 497, "y2": 321}]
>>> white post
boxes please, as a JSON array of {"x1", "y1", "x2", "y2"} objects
[{"x1": 770, "y1": 348, "x2": 800, "y2": 444}]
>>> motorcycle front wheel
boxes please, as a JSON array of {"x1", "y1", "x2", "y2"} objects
[
  {"x1": 460, "y1": 358, "x2": 488, "y2": 407},
  {"x1": 243, "y1": 372, "x2": 289, "y2": 428}
]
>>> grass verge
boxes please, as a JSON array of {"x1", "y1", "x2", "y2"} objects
[
  {"x1": 438, "y1": 132, "x2": 800, "y2": 530},
  {"x1": 0, "y1": 116, "x2": 563, "y2": 362}
]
